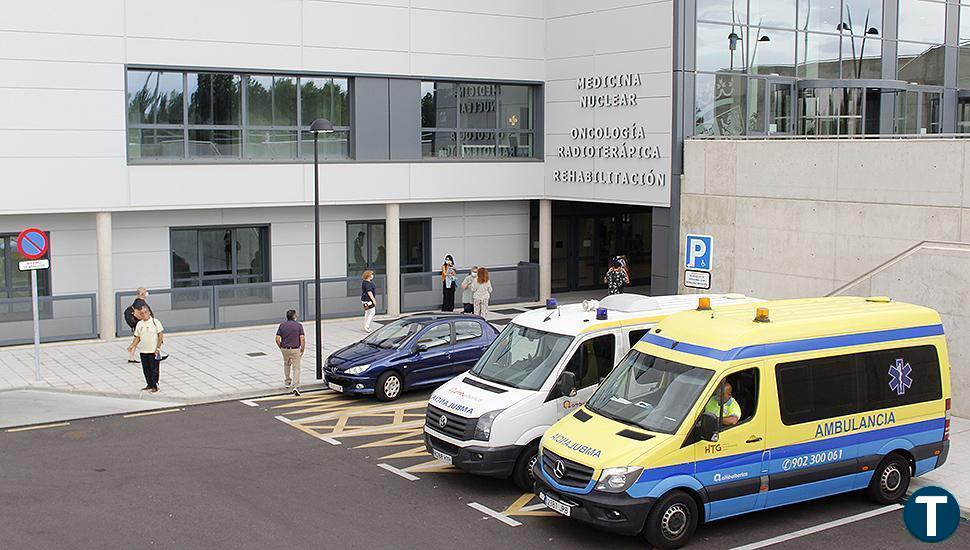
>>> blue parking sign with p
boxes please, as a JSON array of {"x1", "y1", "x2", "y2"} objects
[{"x1": 685, "y1": 234, "x2": 713, "y2": 271}]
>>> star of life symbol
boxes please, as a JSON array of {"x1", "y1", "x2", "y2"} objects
[{"x1": 889, "y1": 358, "x2": 913, "y2": 396}]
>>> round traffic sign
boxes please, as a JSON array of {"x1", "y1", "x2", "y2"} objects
[{"x1": 16, "y1": 228, "x2": 49, "y2": 260}]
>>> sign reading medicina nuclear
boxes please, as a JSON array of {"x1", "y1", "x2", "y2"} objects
[{"x1": 546, "y1": 71, "x2": 672, "y2": 207}]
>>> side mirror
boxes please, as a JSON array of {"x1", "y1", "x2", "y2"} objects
[
  {"x1": 700, "y1": 412, "x2": 720, "y2": 442},
  {"x1": 557, "y1": 371, "x2": 577, "y2": 398},
  {"x1": 415, "y1": 343, "x2": 429, "y2": 354}
]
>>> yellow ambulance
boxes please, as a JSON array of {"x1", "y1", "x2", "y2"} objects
[{"x1": 533, "y1": 297, "x2": 952, "y2": 548}]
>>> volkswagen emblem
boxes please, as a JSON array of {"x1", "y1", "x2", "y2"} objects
[
  {"x1": 554, "y1": 460, "x2": 566, "y2": 479},
  {"x1": 438, "y1": 415, "x2": 448, "y2": 429}
]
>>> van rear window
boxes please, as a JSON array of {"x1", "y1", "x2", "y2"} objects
[{"x1": 775, "y1": 345, "x2": 942, "y2": 425}]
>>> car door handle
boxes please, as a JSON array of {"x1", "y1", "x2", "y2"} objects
[{"x1": 746, "y1": 436, "x2": 763, "y2": 443}]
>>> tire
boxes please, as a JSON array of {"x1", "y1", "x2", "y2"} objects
[
  {"x1": 511, "y1": 441, "x2": 540, "y2": 492},
  {"x1": 376, "y1": 371, "x2": 403, "y2": 402},
  {"x1": 866, "y1": 453, "x2": 911, "y2": 504},
  {"x1": 643, "y1": 490, "x2": 698, "y2": 550}
]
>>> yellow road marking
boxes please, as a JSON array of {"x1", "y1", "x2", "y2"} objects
[
  {"x1": 379, "y1": 445, "x2": 432, "y2": 460},
  {"x1": 354, "y1": 430, "x2": 425, "y2": 449},
  {"x1": 503, "y1": 493, "x2": 559, "y2": 517},
  {"x1": 403, "y1": 459, "x2": 456, "y2": 474},
  {"x1": 6, "y1": 422, "x2": 71, "y2": 433},
  {"x1": 123, "y1": 408, "x2": 184, "y2": 419}
]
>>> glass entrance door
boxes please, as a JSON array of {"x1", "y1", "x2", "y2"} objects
[{"x1": 768, "y1": 81, "x2": 794, "y2": 134}]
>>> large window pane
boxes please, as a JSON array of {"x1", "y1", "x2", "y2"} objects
[
  {"x1": 500, "y1": 85, "x2": 532, "y2": 130},
  {"x1": 127, "y1": 70, "x2": 183, "y2": 125},
  {"x1": 460, "y1": 131, "x2": 496, "y2": 158},
  {"x1": 236, "y1": 227, "x2": 267, "y2": 280},
  {"x1": 797, "y1": 32, "x2": 842, "y2": 78},
  {"x1": 922, "y1": 91, "x2": 942, "y2": 133},
  {"x1": 128, "y1": 128, "x2": 184, "y2": 160},
  {"x1": 171, "y1": 230, "x2": 199, "y2": 283},
  {"x1": 695, "y1": 73, "x2": 747, "y2": 135},
  {"x1": 697, "y1": 0, "x2": 745, "y2": 24},
  {"x1": 898, "y1": 41, "x2": 945, "y2": 85},
  {"x1": 421, "y1": 82, "x2": 458, "y2": 128},
  {"x1": 897, "y1": 0, "x2": 946, "y2": 44},
  {"x1": 498, "y1": 132, "x2": 532, "y2": 158},
  {"x1": 697, "y1": 22, "x2": 747, "y2": 72},
  {"x1": 247, "y1": 75, "x2": 297, "y2": 127},
  {"x1": 188, "y1": 129, "x2": 241, "y2": 158},
  {"x1": 749, "y1": 0, "x2": 795, "y2": 29},
  {"x1": 299, "y1": 130, "x2": 350, "y2": 160},
  {"x1": 421, "y1": 131, "x2": 458, "y2": 158},
  {"x1": 459, "y1": 83, "x2": 497, "y2": 129},
  {"x1": 187, "y1": 73, "x2": 241, "y2": 125},
  {"x1": 201, "y1": 229, "x2": 234, "y2": 281},
  {"x1": 301, "y1": 77, "x2": 349, "y2": 128},
  {"x1": 797, "y1": 0, "x2": 841, "y2": 32},
  {"x1": 842, "y1": 36, "x2": 882, "y2": 79},
  {"x1": 747, "y1": 78, "x2": 766, "y2": 132},
  {"x1": 750, "y1": 29, "x2": 795, "y2": 76},
  {"x1": 247, "y1": 130, "x2": 298, "y2": 160}
]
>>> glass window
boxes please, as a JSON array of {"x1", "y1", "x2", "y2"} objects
[
  {"x1": 695, "y1": 72, "x2": 748, "y2": 136},
  {"x1": 897, "y1": 0, "x2": 946, "y2": 44},
  {"x1": 749, "y1": 0, "x2": 795, "y2": 29},
  {"x1": 301, "y1": 77, "x2": 350, "y2": 128},
  {"x1": 586, "y1": 351, "x2": 715, "y2": 434},
  {"x1": 697, "y1": 0, "x2": 746, "y2": 24},
  {"x1": 417, "y1": 323, "x2": 452, "y2": 349},
  {"x1": 421, "y1": 131, "x2": 458, "y2": 158},
  {"x1": 500, "y1": 85, "x2": 532, "y2": 130},
  {"x1": 347, "y1": 221, "x2": 386, "y2": 277},
  {"x1": 187, "y1": 73, "x2": 241, "y2": 126},
  {"x1": 470, "y1": 324, "x2": 574, "y2": 391},
  {"x1": 859, "y1": 346, "x2": 942, "y2": 409},
  {"x1": 459, "y1": 131, "x2": 496, "y2": 158},
  {"x1": 960, "y1": 6, "x2": 970, "y2": 86},
  {"x1": 696, "y1": 22, "x2": 748, "y2": 73},
  {"x1": 128, "y1": 128, "x2": 184, "y2": 160},
  {"x1": 797, "y1": 0, "x2": 842, "y2": 32},
  {"x1": 458, "y1": 83, "x2": 497, "y2": 129},
  {"x1": 898, "y1": 41, "x2": 946, "y2": 86},
  {"x1": 797, "y1": 32, "x2": 842, "y2": 78},
  {"x1": 247, "y1": 130, "x2": 298, "y2": 160},
  {"x1": 421, "y1": 82, "x2": 458, "y2": 129},
  {"x1": 957, "y1": 97, "x2": 970, "y2": 133},
  {"x1": 750, "y1": 29, "x2": 795, "y2": 76},
  {"x1": 842, "y1": 36, "x2": 882, "y2": 79},
  {"x1": 187, "y1": 129, "x2": 241, "y2": 158},
  {"x1": 777, "y1": 355, "x2": 859, "y2": 425},
  {"x1": 921, "y1": 91, "x2": 942, "y2": 133},
  {"x1": 842, "y1": 0, "x2": 883, "y2": 35},
  {"x1": 363, "y1": 318, "x2": 427, "y2": 349},
  {"x1": 127, "y1": 70, "x2": 183, "y2": 125},
  {"x1": 705, "y1": 368, "x2": 759, "y2": 427},
  {"x1": 747, "y1": 78, "x2": 766, "y2": 132},
  {"x1": 247, "y1": 75, "x2": 297, "y2": 127},
  {"x1": 0, "y1": 234, "x2": 52, "y2": 299},
  {"x1": 498, "y1": 132, "x2": 532, "y2": 158},
  {"x1": 299, "y1": 130, "x2": 350, "y2": 160},
  {"x1": 170, "y1": 226, "x2": 268, "y2": 287},
  {"x1": 400, "y1": 220, "x2": 430, "y2": 274},
  {"x1": 455, "y1": 320, "x2": 484, "y2": 342},
  {"x1": 628, "y1": 329, "x2": 648, "y2": 348},
  {"x1": 895, "y1": 89, "x2": 920, "y2": 133},
  {"x1": 564, "y1": 334, "x2": 616, "y2": 390}
]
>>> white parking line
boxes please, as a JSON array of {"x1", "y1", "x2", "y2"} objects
[
  {"x1": 239, "y1": 400, "x2": 259, "y2": 407},
  {"x1": 730, "y1": 504, "x2": 902, "y2": 550},
  {"x1": 467, "y1": 502, "x2": 523, "y2": 527},
  {"x1": 378, "y1": 463, "x2": 419, "y2": 481},
  {"x1": 274, "y1": 415, "x2": 342, "y2": 445}
]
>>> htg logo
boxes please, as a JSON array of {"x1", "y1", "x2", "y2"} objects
[{"x1": 903, "y1": 486, "x2": 961, "y2": 542}]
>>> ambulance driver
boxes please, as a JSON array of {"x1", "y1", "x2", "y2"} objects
[{"x1": 705, "y1": 380, "x2": 741, "y2": 427}]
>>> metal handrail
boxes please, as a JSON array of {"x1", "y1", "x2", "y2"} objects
[
  {"x1": 828, "y1": 240, "x2": 970, "y2": 296},
  {"x1": 689, "y1": 134, "x2": 970, "y2": 141}
]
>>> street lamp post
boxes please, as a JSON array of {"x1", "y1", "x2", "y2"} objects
[{"x1": 309, "y1": 118, "x2": 334, "y2": 380}]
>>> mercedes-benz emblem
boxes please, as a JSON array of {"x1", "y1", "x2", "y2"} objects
[
  {"x1": 438, "y1": 415, "x2": 448, "y2": 429},
  {"x1": 554, "y1": 460, "x2": 566, "y2": 479}
]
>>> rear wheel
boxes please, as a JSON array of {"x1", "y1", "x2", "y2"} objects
[
  {"x1": 866, "y1": 453, "x2": 911, "y2": 504},
  {"x1": 511, "y1": 441, "x2": 540, "y2": 491},
  {"x1": 376, "y1": 371, "x2": 403, "y2": 401},
  {"x1": 643, "y1": 490, "x2": 698, "y2": 549}
]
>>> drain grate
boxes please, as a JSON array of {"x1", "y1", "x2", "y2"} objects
[{"x1": 246, "y1": 352, "x2": 268, "y2": 357}]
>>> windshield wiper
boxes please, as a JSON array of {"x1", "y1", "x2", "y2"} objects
[
  {"x1": 586, "y1": 402, "x2": 643, "y2": 430},
  {"x1": 469, "y1": 370, "x2": 517, "y2": 389}
]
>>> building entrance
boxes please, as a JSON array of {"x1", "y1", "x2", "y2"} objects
[{"x1": 532, "y1": 201, "x2": 651, "y2": 293}]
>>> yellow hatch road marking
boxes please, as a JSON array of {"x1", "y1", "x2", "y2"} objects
[
  {"x1": 403, "y1": 459, "x2": 456, "y2": 474},
  {"x1": 6, "y1": 422, "x2": 71, "y2": 433},
  {"x1": 503, "y1": 493, "x2": 559, "y2": 517}
]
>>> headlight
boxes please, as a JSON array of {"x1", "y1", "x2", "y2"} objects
[
  {"x1": 595, "y1": 466, "x2": 643, "y2": 493},
  {"x1": 473, "y1": 409, "x2": 505, "y2": 441},
  {"x1": 344, "y1": 364, "x2": 371, "y2": 375}
]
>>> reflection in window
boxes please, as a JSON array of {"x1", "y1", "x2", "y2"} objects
[
  {"x1": 170, "y1": 226, "x2": 269, "y2": 287},
  {"x1": 127, "y1": 70, "x2": 183, "y2": 125},
  {"x1": 695, "y1": 73, "x2": 747, "y2": 136},
  {"x1": 750, "y1": 29, "x2": 795, "y2": 76},
  {"x1": 421, "y1": 131, "x2": 458, "y2": 158},
  {"x1": 842, "y1": 0, "x2": 883, "y2": 36},
  {"x1": 421, "y1": 82, "x2": 457, "y2": 128},
  {"x1": 958, "y1": 97, "x2": 970, "y2": 133},
  {"x1": 696, "y1": 22, "x2": 747, "y2": 72},
  {"x1": 797, "y1": 32, "x2": 842, "y2": 78},
  {"x1": 188, "y1": 73, "x2": 241, "y2": 126},
  {"x1": 749, "y1": 0, "x2": 796, "y2": 29},
  {"x1": 898, "y1": 41, "x2": 945, "y2": 86},
  {"x1": 799, "y1": 87, "x2": 863, "y2": 135},
  {"x1": 697, "y1": 0, "x2": 746, "y2": 24},
  {"x1": 128, "y1": 128, "x2": 184, "y2": 160},
  {"x1": 301, "y1": 77, "x2": 350, "y2": 128},
  {"x1": 248, "y1": 75, "x2": 297, "y2": 127},
  {"x1": 959, "y1": 6, "x2": 970, "y2": 87},
  {"x1": 187, "y1": 129, "x2": 241, "y2": 158},
  {"x1": 797, "y1": 0, "x2": 842, "y2": 32},
  {"x1": 347, "y1": 221, "x2": 386, "y2": 277},
  {"x1": 897, "y1": 0, "x2": 946, "y2": 44}
]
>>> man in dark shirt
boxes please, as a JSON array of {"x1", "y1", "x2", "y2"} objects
[{"x1": 275, "y1": 309, "x2": 306, "y2": 396}]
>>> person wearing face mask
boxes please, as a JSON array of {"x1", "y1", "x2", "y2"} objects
[
  {"x1": 460, "y1": 266, "x2": 478, "y2": 313},
  {"x1": 441, "y1": 254, "x2": 457, "y2": 312}
]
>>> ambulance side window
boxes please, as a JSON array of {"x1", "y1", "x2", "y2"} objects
[
  {"x1": 563, "y1": 334, "x2": 616, "y2": 390},
  {"x1": 707, "y1": 368, "x2": 759, "y2": 429},
  {"x1": 628, "y1": 329, "x2": 648, "y2": 349}
]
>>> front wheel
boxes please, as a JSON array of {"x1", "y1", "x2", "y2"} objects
[
  {"x1": 511, "y1": 441, "x2": 539, "y2": 492},
  {"x1": 643, "y1": 490, "x2": 698, "y2": 549},
  {"x1": 866, "y1": 453, "x2": 911, "y2": 504},
  {"x1": 376, "y1": 371, "x2": 403, "y2": 401}
]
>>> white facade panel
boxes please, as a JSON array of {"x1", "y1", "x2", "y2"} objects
[
  {"x1": 125, "y1": 38, "x2": 304, "y2": 73},
  {"x1": 0, "y1": 89, "x2": 125, "y2": 131},
  {"x1": 0, "y1": 0, "x2": 125, "y2": 36},
  {"x1": 0, "y1": 31, "x2": 124, "y2": 64},
  {"x1": 411, "y1": 11, "x2": 544, "y2": 60},
  {"x1": 126, "y1": 0, "x2": 302, "y2": 45},
  {"x1": 302, "y1": 1, "x2": 410, "y2": 52},
  {"x1": 0, "y1": 130, "x2": 124, "y2": 159},
  {"x1": 413, "y1": 0, "x2": 545, "y2": 18}
]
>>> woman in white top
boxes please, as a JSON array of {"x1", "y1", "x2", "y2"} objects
[
  {"x1": 470, "y1": 267, "x2": 493, "y2": 317},
  {"x1": 127, "y1": 306, "x2": 165, "y2": 392}
]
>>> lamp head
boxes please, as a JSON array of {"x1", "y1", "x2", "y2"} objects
[{"x1": 309, "y1": 118, "x2": 334, "y2": 133}]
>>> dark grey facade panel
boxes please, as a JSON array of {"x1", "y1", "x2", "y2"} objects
[
  {"x1": 388, "y1": 79, "x2": 421, "y2": 161},
  {"x1": 353, "y1": 77, "x2": 391, "y2": 161}
]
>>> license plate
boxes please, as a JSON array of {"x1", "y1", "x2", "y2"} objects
[
  {"x1": 540, "y1": 492, "x2": 572, "y2": 517},
  {"x1": 327, "y1": 382, "x2": 343, "y2": 392},
  {"x1": 431, "y1": 448, "x2": 453, "y2": 465}
]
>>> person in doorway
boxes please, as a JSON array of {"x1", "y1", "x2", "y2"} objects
[
  {"x1": 124, "y1": 288, "x2": 152, "y2": 364},
  {"x1": 127, "y1": 306, "x2": 164, "y2": 393},
  {"x1": 604, "y1": 258, "x2": 630, "y2": 295},
  {"x1": 618, "y1": 254, "x2": 631, "y2": 281},
  {"x1": 471, "y1": 267, "x2": 493, "y2": 317},
  {"x1": 460, "y1": 266, "x2": 478, "y2": 314},
  {"x1": 361, "y1": 270, "x2": 378, "y2": 333},
  {"x1": 441, "y1": 254, "x2": 457, "y2": 312},
  {"x1": 705, "y1": 381, "x2": 741, "y2": 427},
  {"x1": 275, "y1": 309, "x2": 306, "y2": 396}
]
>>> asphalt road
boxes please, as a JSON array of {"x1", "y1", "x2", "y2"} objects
[{"x1": 1, "y1": 389, "x2": 966, "y2": 550}]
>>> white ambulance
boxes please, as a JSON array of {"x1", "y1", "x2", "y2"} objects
[{"x1": 423, "y1": 293, "x2": 760, "y2": 490}]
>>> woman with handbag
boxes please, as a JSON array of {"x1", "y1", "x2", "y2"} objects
[
  {"x1": 361, "y1": 270, "x2": 378, "y2": 332},
  {"x1": 440, "y1": 254, "x2": 457, "y2": 312}
]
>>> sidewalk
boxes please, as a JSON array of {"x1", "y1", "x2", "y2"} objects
[{"x1": 909, "y1": 416, "x2": 970, "y2": 517}]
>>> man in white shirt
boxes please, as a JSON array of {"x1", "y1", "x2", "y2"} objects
[{"x1": 127, "y1": 306, "x2": 165, "y2": 392}]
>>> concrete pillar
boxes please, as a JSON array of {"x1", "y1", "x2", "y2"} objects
[
  {"x1": 385, "y1": 203, "x2": 401, "y2": 316},
  {"x1": 95, "y1": 212, "x2": 114, "y2": 339},
  {"x1": 539, "y1": 199, "x2": 552, "y2": 302}
]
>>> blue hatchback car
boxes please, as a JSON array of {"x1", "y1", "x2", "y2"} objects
[{"x1": 323, "y1": 314, "x2": 499, "y2": 401}]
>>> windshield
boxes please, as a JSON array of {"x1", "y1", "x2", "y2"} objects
[
  {"x1": 362, "y1": 319, "x2": 426, "y2": 349},
  {"x1": 586, "y1": 350, "x2": 713, "y2": 434},
  {"x1": 470, "y1": 323, "x2": 573, "y2": 390}
]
